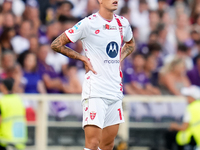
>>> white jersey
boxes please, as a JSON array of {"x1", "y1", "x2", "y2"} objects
[{"x1": 65, "y1": 12, "x2": 133, "y2": 102}]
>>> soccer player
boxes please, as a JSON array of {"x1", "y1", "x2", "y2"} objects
[{"x1": 51, "y1": 0, "x2": 135, "y2": 150}]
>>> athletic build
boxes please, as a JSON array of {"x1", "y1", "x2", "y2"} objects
[{"x1": 51, "y1": 0, "x2": 135, "y2": 150}]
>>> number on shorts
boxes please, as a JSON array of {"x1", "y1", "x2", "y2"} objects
[{"x1": 118, "y1": 108, "x2": 122, "y2": 120}]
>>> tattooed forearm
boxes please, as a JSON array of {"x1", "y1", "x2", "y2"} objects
[
  {"x1": 121, "y1": 38, "x2": 135, "y2": 62},
  {"x1": 51, "y1": 33, "x2": 84, "y2": 61}
]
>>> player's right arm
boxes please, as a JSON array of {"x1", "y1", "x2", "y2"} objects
[{"x1": 51, "y1": 33, "x2": 96, "y2": 74}]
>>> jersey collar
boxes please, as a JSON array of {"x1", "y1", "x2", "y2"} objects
[{"x1": 97, "y1": 12, "x2": 114, "y2": 23}]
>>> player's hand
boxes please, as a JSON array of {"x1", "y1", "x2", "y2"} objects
[
  {"x1": 82, "y1": 56, "x2": 97, "y2": 74},
  {"x1": 169, "y1": 122, "x2": 178, "y2": 131}
]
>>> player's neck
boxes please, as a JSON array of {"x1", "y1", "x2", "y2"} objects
[{"x1": 98, "y1": 7, "x2": 114, "y2": 21}]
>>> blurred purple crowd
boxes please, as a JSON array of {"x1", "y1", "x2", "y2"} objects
[{"x1": 0, "y1": 0, "x2": 200, "y2": 96}]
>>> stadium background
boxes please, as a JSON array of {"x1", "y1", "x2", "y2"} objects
[{"x1": 0, "y1": 0, "x2": 200, "y2": 150}]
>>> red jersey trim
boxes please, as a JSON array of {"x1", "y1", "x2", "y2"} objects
[
  {"x1": 106, "y1": 20, "x2": 112, "y2": 22},
  {"x1": 115, "y1": 15, "x2": 124, "y2": 92},
  {"x1": 65, "y1": 32, "x2": 74, "y2": 43}
]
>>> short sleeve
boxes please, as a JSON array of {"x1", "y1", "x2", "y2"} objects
[
  {"x1": 65, "y1": 18, "x2": 89, "y2": 43},
  {"x1": 123, "y1": 19, "x2": 133, "y2": 42}
]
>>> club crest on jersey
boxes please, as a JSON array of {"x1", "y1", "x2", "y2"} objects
[
  {"x1": 90, "y1": 111, "x2": 96, "y2": 120},
  {"x1": 103, "y1": 24, "x2": 117, "y2": 30},
  {"x1": 106, "y1": 41, "x2": 119, "y2": 58}
]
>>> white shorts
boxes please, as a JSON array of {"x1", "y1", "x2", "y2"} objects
[{"x1": 82, "y1": 98, "x2": 124, "y2": 129}]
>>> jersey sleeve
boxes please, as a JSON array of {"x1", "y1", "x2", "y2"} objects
[
  {"x1": 65, "y1": 18, "x2": 89, "y2": 43},
  {"x1": 123, "y1": 19, "x2": 133, "y2": 42}
]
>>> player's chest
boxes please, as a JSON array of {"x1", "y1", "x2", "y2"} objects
[{"x1": 87, "y1": 22, "x2": 122, "y2": 45}]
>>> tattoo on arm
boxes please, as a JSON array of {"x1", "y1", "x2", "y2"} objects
[
  {"x1": 51, "y1": 33, "x2": 83, "y2": 60},
  {"x1": 121, "y1": 38, "x2": 136, "y2": 62}
]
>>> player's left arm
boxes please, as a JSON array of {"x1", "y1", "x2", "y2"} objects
[
  {"x1": 120, "y1": 38, "x2": 135, "y2": 62},
  {"x1": 169, "y1": 122, "x2": 189, "y2": 131}
]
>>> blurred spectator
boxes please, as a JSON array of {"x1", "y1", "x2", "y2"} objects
[
  {"x1": 149, "y1": 30, "x2": 159, "y2": 44},
  {"x1": 1, "y1": 0, "x2": 12, "y2": 13},
  {"x1": 123, "y1": 53, "x2": 152, "y2": 95},
  {"x1": 67, "y1": 40, "x2": 85, "y2": 84},
  {"x1": 45, "y1": 7, "x2": 55, "y2": 23},
  {"x1": 148, "y1": 42, "x2": 163, "y2": 69},
  {"x1": 59, "y1": 16, "x2": 78, "y2": 33},
  {"x1": 12, "y1": 0, "x2": 25, "y2": 17},
  {"x1": 131, "y1": 0, "x2": 149, "y2": 43},
  {"x1": 21, "y1": 51, "x2": 46, "y2": 93},
  {"x1": 62, "y1": 64, "x2": 82, "y2": 94},
  {"x1": 0, "y1": 27, "x2": 16, "y2": 51},
  {"x1": 144, "y1": 54, "x2": 161, "y2": 94},
  {"x1": 144, "y1": 54, "x2": 161, "y2": 90},
  {"x1": 166, "y1": 86, "x2": 200, "y2": 150},
  {"x1": 56, "y1": 1, "x2": 73, "y2": 19},
  {"x1": 1, "y1": 50, "x2": 23, "y2": 93},
  {"x1": 157, "y1": 23, "x2": 176, "y2": 56},
  {"x1": 86, "y1": 0, "x2": 99, "y2": 16},
  {"x1": 169, "y1": 0, "x2": 190, "y2": 20},
  {"x1": 12, "y1": 0, "x2": 25, "y2": 26},
  {"x1": 36, "y1": 0, "x2": 51, "y2": 23},
  {"x1": 0, "y1": 13, "x2": 3, "y2": 33},
  {"x1": 46, "y1": 47, "x2": 69, "y2": 75},
  {"x1": 190, "y1": 0, "x2": 200, "y2": 24},
  {"x1": 159, "y1": 57, "x2": 191, "y2": 95},
  {"x1": 187, "y1": 54, "x2": 200, "y2": 87},
  {"x1": 11, "y1": 20, "x2": 32, "y2": 54},
  {"x1": 191, "y1": 39, "x2": 200, "y2": 59},
  {"x1": 184, "y1": 40, "x2": 196, "y2": 60},
  {"x1": 37, "y1": 44, "x2": 64, "y2": 93},
  {"x1": 36, "y1": 44, "x2": 75, "y2": 119},
  {"x1": 2, "y1": 12, "x2": 15, "y2": 28},
  {"x1": 157, "y1": 0, "x2": 168, "y2": 12},
  {"x1": 161, "y1": 11, "x2": 173, "y2": 27},
  {"x1": 138, "y1": 31, "x2": 159, "y2": 55},
  {"x1": 190, "y1": 29, "x2": 200, "y2": 44},
  {"x1": 29, "y1": 35, "x2": 39, "y2": 54},
  {"x1": 119, "y1": 5, "x2": 131, "y2": 22},
  {"x1": 39, "y1": 20, "x2": 61, "y2": 44},
  {"x1": 149, "y1": 10, "x2": 159, "y2": 31},
  {"x1": 0, "y1": 78, "x2": 27, "y2": 150},
  {"x1": 175, "y1": 14, "x2": 191, "y2": 43},
  {"x1": 135, "y1": 31, "x2": 158, "y2": 56},
  {"x1": 164, "y1": 43, "x2": 194, "y2": 71},
  {"x1": 130, "y1": 26, "x2": 140, "y2": 52},
  {"x1": 37, "y1": 44, "x2": 79, "y2": 94},
  {"x1": 67, "y1": 0, "x2": 88, "y2": 18},
  {"x1": 23, "y1": 0, "x2": 40, "y2": 35}
]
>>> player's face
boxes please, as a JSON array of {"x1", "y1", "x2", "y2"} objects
[{"x1": 99, "y1": 0, "x2": 119, "y2": 11}]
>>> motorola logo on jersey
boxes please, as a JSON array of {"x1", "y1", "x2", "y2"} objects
[{"x1": 106, "y1": 41, "x2": 119, "y2": 58}]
